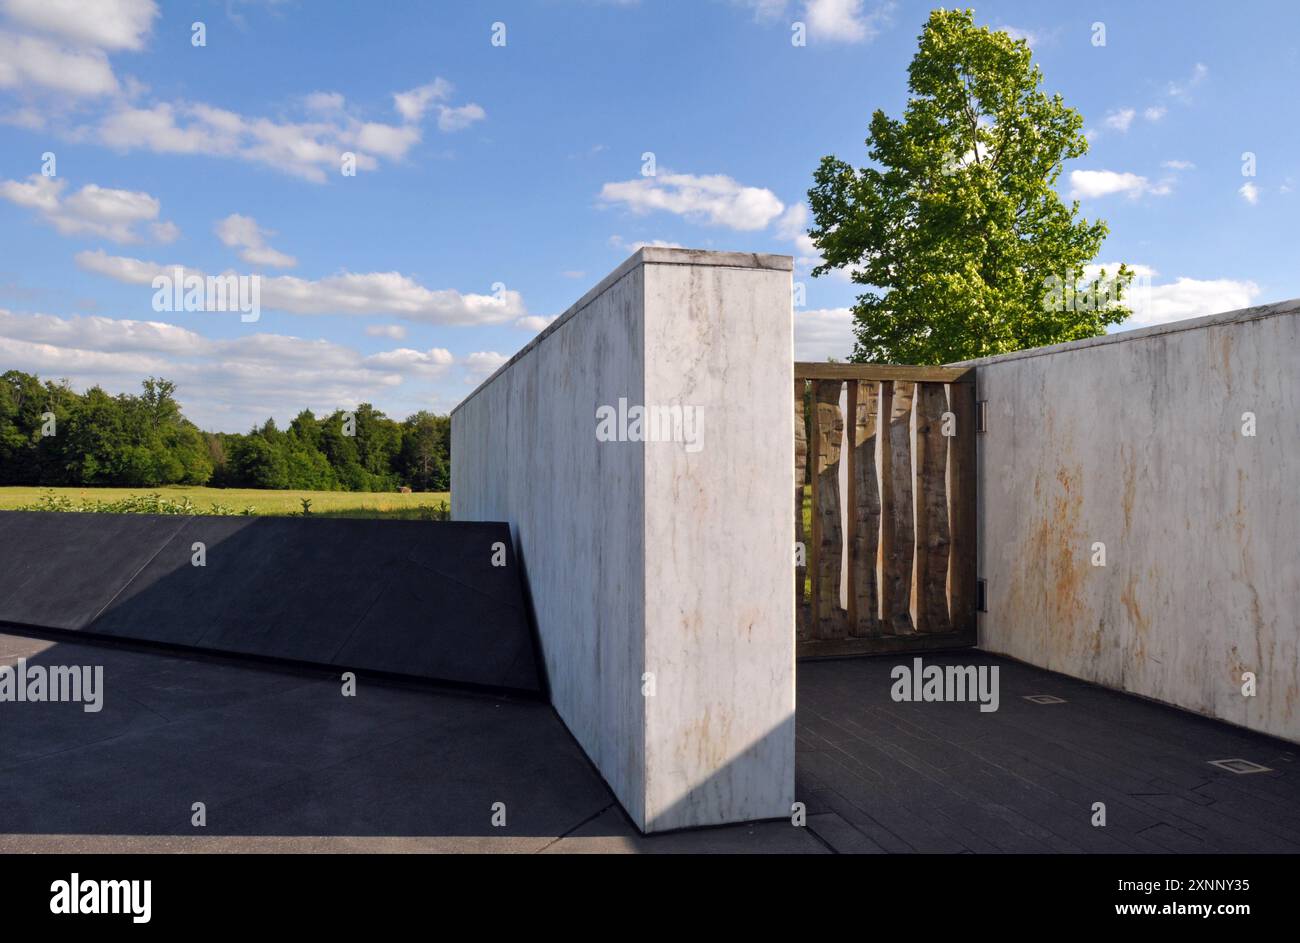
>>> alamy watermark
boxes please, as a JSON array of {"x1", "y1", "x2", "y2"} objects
[
  {"x1": 152, "y1": 266, "x2": 261, "y2": 323},
  {"x1": 0, "y1": 659, "x2": 103, "y2": 712},
  {"x1": 1042, "y1": 268, "x2": 1150, "y2": 314},
  {"x1": 50, "y1": 873, "x2": 150, "y2": 923},
  {"x1": 891, "y1": 657, "x2": 999, "y2": 712},
  {"x1": 596, "y1": 397, "x2": 704, "y2": 453}
]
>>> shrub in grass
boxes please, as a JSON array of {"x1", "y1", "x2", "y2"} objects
[{"x1": 16, "y1": 490, "x2": 257, "y2": 516}]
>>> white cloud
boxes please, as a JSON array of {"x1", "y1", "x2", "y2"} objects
[
  {"x1": 0, "y1": 0, "x2": 158, "y2": 99},
  {"x1": 1068, "y1": 169, "x2": 1171, "y2": 200},
  {"x1": 0, "y1": 30, "x2": 119, "y2": 97},
  {"x1": 599, "y1": 172, "x2": 784, "y2": 231},
  {"x1": 0, "y1": 173, "x2": 177, "y2": 243},
  {"x1": 94, "y1": 102, "x2": 412, "y2": 183},
  {"x1": 436, "y1": 103, "x2": 486, "y2": 132},
  {"x1": 393, "y1": 78, "x2": 453, "y2": 122},
  {"x1": 608, "y1": 234, "x2": 685, "y2": 253},
  {"x1": 999, "y1": 25, "x2": 1040, "y2": 47},
  {"x1": 90, "y1": 77, "x2": 481, "y2": 182},
  {"x1": 1081, "y1": 262, "x2": 1260, "y2": 329},
  {"x1": 1130, "y1": 278, "x2": 1259, "y2": 328},
  {"x1": 150, "y1": 220, "x2": 180, "y2": 243},
  {"x1": 732, "y1": 0, "x2": 788, "y2": 20},
  {"x1": 303, "y1": 91, "x2": 345, "y2": 113},
  {"x1": 1, "y1": 0, "x2": 157, "y2": 51},
  {"x1": 1079, "y1": 262, "x2": 1157, "y2": 285},
  {"x1": 1167, "y1": 62, "x2": 1209, "y2": 101},
  {"x1": 775, "y1": 201, "x2": 854, "y2": 280},
  {"x1": 766, "y1": 200, "x2": 856, "y2": 282},
  {"x1": 352, "y1": 121, "x2": 422, "y2": 159},
  {"x1": 362, "y1": 346, "x2": 454, "y2": 373},
  {"x1": 515, "y1": 315, "x2": 557, "y2": 332},
  {"x1": 804, "y1": 0, "x2": 892, "y2": 43},
  {"x1": 1090, "y1": 65, "x2": 1203, "y2": 141},
  {"x1": 1104, "y1": 108, "x2": 1136, "y2": 132},
  {"x1": 0, "y1": 3, "x2": 478, "y2": 181},
  {"x1": 76, "y1": 249, "x2": 527, "y2": 325},
  {"x1": 1162, "y1": 159, "x2": 1195, "y2": 171},
  {"x1": 775, "y1": 202, "x2": 811, "y2": 246},
  {"x1": 0, "y1": 172, "x2": 59, "y2": 212},
  {"x1": 365, "y1": 323, "x2": 407, "y2": 340},
  {"x1": 0, "y1": 306, "x2": 458, "y2": 431},
  {"x1": 794, "y1": 307, "x2": 855, "y2": 361},
  {"x1": 0, "y1": 105, "x2": 45, "y2": 129},
  {"x1": 463, "y1": 351, "x2": 508, "y2": 383},
  {"x1": 775, "y1": 202, "x2": 819, "y2": 263},
  {"x1": 214, "y1": 213, "x2": 297, "y2": 269},
  {"x1": 392, "y1": 80, "x2": 485, "y2": 133},
  {"x1": 0, "y1": 307, "x2": 204, "y2": 354},
  {"x1": 1238, "y1": 182, "x2": 1259, "y2": 205}
]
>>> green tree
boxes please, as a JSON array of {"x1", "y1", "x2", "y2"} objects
[
  {"x1": 0, "y1": 371, "x2": 453, "y2": 492},
  {"x1": 808, "y1": 8, "x2": 1133, "y2": 365},
  {"x1": 318, "y1": 411, "x2": 367, "y2": 490},
  {"x1": 0, "y1": 373, "x2": 76, "y2": 483},
  {"x1": 289, "y1": 409, "x2": 324, "y2": 451},
  {"x1": 351, "y1": 403, "x2": 402, "y2": 488},
  {"x1": 399, "y1": 411, "x2": 449, "y2": 491},
  {"x1": 166, "y1": 422, "x2": 214, "y2": 485},
  {"x1": 228, "y1": 434, "x2": 289, "y2": 489},
  {"x1": 61, "y1": 386, "x2": 127, "y2": 484},
  {"x1": 205, "y1": 432, "x2": 235, "y2": 486},
  {"x1": 35, "y1": 379, "x2": 78, "y2": 484},
  {"x1": 284, "y1": 443, "x2": 337, "y2": 490}
]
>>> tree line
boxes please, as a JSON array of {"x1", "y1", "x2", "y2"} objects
[{"x1": 0, "y1": 371, "x2": 450, "y2": 492}]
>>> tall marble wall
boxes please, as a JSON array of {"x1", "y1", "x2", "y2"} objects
[
  {"x1": 964, "y1": 299, "x2": 1300, "y2": 744},
  {"x1": 452, "y1": 248, "x2": 796, "y2": 831}
]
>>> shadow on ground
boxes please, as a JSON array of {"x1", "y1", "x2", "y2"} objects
[
  {"x1": 2, "y1": 634, "x2": 1296, "y2": 853},
  {"x1": 0, "y1": 632, "x2": 819, "y2": 853}
]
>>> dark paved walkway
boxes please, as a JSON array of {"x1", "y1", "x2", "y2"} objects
[
  {"x1": 1, "y1": 633, "x2": 1295, "y2": 853},
  {"x1": 0, "y1": 631, "x2": 817, "y2": 853},
  {"x1": 797, "y1": 652, "x2": 1300, "y2": 853}
]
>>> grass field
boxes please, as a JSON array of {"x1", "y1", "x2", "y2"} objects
[{"x1": 0, "y1": 486, "x2": 451, "y2": 519}]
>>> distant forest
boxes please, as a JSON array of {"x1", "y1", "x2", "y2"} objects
[{"x1": 0, "y1": 371, "x2": 450, "y2": 492}]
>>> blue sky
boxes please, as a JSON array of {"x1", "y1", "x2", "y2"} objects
[{"x1": 1, "y1": 0, "x2": 1297, "y2": 431}]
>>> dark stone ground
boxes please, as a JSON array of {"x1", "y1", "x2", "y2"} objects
[{"x1": 2, "y1": 632, "x2": 1296, "y2": 853}]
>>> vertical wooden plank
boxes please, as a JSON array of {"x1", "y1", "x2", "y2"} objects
[
  {"x1": 808, "y1": 381, "x2": 821, "y2": 636},
  {"x1": 844, "y1": 380, "x2": 858, "y2": 633},
  {"x1": 878, "y1": 381, "x2": 894, "y2": 628},
  {"x1": 813, "y1": 380, "x2": 845, "y2": 638},
  {"x1": 794, "y1": 377, "x2": 808, "y2": 638},
  {"x1": 913, "y1": 382, "x2": 952, "y2": 633},
  {"x1": 948, "y1": 380, "x2": 978, "y2": 636},
  {"x1": 851, "y1": 381, "x2": 881, "y2": 636},
  {"x1": 883, "y1": 380, "x2": 915, "y2": 634}
]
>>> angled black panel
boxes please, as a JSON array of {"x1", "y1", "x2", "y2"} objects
[{"x1": 0, "y1": 512, "x2": 540, "y2": 693}]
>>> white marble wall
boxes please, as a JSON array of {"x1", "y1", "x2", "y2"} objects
[
  {"x1": 452, "y1": 260, "x2": 647, "y2": 821},
  {"x1": 966, "y1": 300, "x2": 1300, "y2": 743},
  {"x1": 641, "y1": 256, "x2": 795, "y2": 831},
  {"x1": 452, "y1": 248, "x2": 795, "y2": 831}
]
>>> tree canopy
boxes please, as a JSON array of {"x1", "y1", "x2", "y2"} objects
[
  {"x1": 808, "y1": 8, "x2": 1134, "y2": 364},
  {"x1": 0, "y1": 371, "x2": 450, "y2": 492}
]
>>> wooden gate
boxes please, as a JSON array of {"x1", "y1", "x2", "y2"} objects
[{"x1": 795, "y1": 363, "x2": 977, "y2": 657}]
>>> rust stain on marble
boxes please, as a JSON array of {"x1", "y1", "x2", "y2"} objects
[
  {"x1": 1217, "y1": 331, "x2": 1235, "y2": 393},
  {"x1": 1011, "y1": 463, "x2": 1091, "y2": 664},
  {"x1": 1120, "y1": 443, "x2": 1137, "y2": 535},
  {"x1": 1120, "y1": 573, "x2": 1150, "y2": 664}
]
